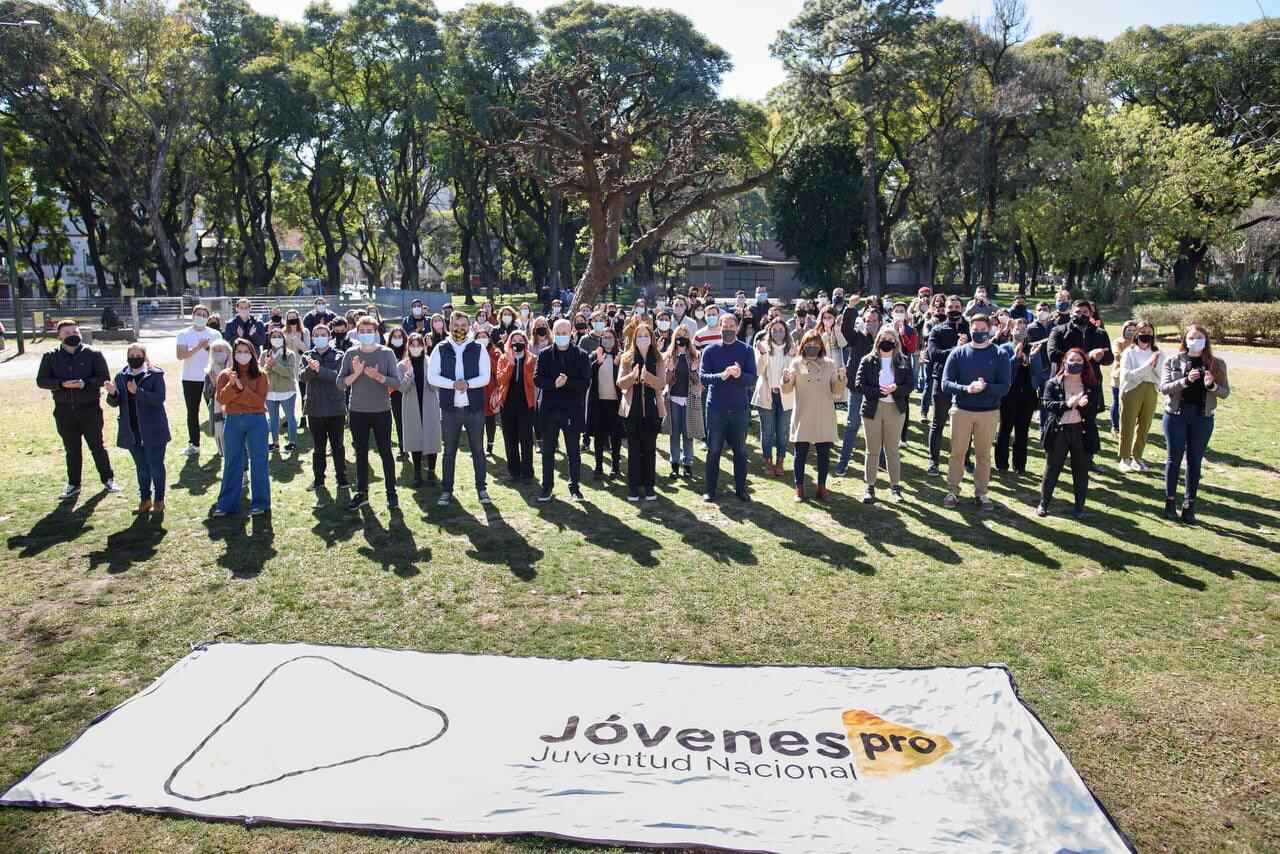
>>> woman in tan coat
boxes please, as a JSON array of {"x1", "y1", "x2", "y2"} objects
[{"x1": 781, "y1": 329, "x2": 848, "y2": 503}]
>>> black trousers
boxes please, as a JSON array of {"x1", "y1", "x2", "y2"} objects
[
  {"x1": 541, "y1": 409, "x2": 582, "y2": 491},
  {"x1": 182, "y1": 379, "x2": 204, "y2": 445},
  {"x1": 593, "y1": 399, "x2": 624, "y2": 470},
  {"x1": 54, "y1": 404, "x2": 113, "y2": 487},
  {"x1": 308, "y1": 414, "x2": 347, "y2": 484},
  {"x1": 793, "y1": 441, "x2": 832, "y2": 487},
  {"x1": 501, "y1": 402, "x2": 535, "y2": 478},
  {"x1": 485, "y1": 414, "x2": 497, "y2": 448},
  {"x1": 928, "y1": 388, "x2": 954, "y2": 465},
  {"x1": 390, "y1": 391, "x2": 404, "y2": 450},
  {"x1": 995, "y1": 386, "x2": 1038, "y2": 473},
  {"x1": 350, "y1": 409, "x2": 396, "y2": 498},
  {"x1": 626, "y1": 427, "x2": 658, "y2": 493},
  {"x1": 1040, "y1": 423, "x2": 1090, "y2": 511}
]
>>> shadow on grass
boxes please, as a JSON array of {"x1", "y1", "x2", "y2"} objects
[
  {"x1": 461, "y1": 504, "x2": 544, "y2": 581},
  {"x1": 7, "y1": 492, "x2": 106, "y2": 558},
  {"x1": 201, "y1": 513, "x2": 276, "y2": 579},
  {"x1": 174, "y1": 454, "x2": 220, "y2": 497},
  {"x1": 356, "y1": 505, "x2": 424, "y2": 578},
  {"x1": 87, "y1": 513, "x2": 166, "y2": 574}
]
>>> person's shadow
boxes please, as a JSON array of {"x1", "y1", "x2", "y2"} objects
[
  {"x1": 202, "y1": 513, "x2": 276, "y2": 579},
  {"x1": 175, "y1": 454, "x2": 220, "y2": 497},
  {"x1": 461, "y1": 504, "x2": 544, "y2": 581},
  {"x1": 356, "y1": 506, "x2": 427, "y2": 578},
  {"x1": 88, "y1": 513, "x2": 167, "y2": 574},
  {"x1": 7, "y1": 492, "x2": 107, "y2": 558}
]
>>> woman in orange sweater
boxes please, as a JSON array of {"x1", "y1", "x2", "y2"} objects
[{"x1": 213, "y1": 338, "x2": 271, "y2": 516}]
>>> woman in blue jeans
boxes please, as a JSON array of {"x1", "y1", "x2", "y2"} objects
[
  {"x1": 662, "y1": 330, "x2": 702, "y2": 478},
  {"x1": 213, "y1": 339, "x2": 272, "y2": 517},
  {"x1": 1158, "y1": 325, "x2": 1229, "y2": 524},
  {"x1": 752, "y1": 319, "x2": 795, "y2": 476},
  {"x1": 106, "y1": 343, "x2": 171, "y2": 514}
]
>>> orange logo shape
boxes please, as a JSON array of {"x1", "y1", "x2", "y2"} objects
[{"x1": 842, "y1": 710, "x2": 953, "y2": 778}]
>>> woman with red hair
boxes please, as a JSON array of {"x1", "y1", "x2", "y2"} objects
[{"x1": 1037, "y1": 347, "x2": 1103, "y2": 520}]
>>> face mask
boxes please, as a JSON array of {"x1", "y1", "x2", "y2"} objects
[
  {"x1": 971, "y1": 329, "x2": 990, "y2": 344},
  {"x1": 502, "y1": 315, "x2": 513, "y2": 325},
  {"x1": 601, "y1": 339, "x2": 615, "y2": 351},
  {"x1": 433, "y1": 321, "x2": 444, "y2": 332},
  {"x1": 695, "y1": 310, "x2": 705, "y2": 320},
  {"x1": 476, "y1": 338, "x2": 490, "y2": 349},
  {"x1": 313, "y1": 336, "x2": 329, "y2": 349},
  {"x1": 405, "y1": 345, "x2": 423, "y2": 358},
  {"x1": 333, "y1": 329, "x2": 347, "y2": 339},
  {"x1": 554, "y1": 334, "x2": 571, "y2": 348},
  {"x1": 451, "y1": 329, "x2": 467, "y2": 343},
  {"x1": 636, "y1": 306, "x2": 647, "y2": 314},
  {"x1": 803, "y1": 345, "x2": 820, "y2": 358},
  {"x1": 864, "y1": 322, "x2": 880, "y2": 335},
  {"x1": 1123, "y1": 328, "x2": 1135, "y2": 341},
  {"x1": 127, "y1": 355, "x2": 145, "y2": 370},
  {"x1": 976, "y1": 293, "x2": 987, "y2": 302},
  {"x1": 269, "y1": 337, "x2": 285, "y2": 351},
  {"x1": 358, "y1": 333, "x2": 378, "y2": 346},
  {"x1": 1186, "y1": 337, "x2": 1206, "y2": 354},
  {"x1": 1013, "y1": 328, "x2": 1028, "y2": 341},
  {"x1": 676, "y1": 340, "x2": 688, "y2": 349},
  {"x1": 706, "y1": 314, "x2": 719, "y2": 327},
  {"x1": 62, "y1": 334, "x2": 81, "y2": 349},
  {"x1": 235, "y1": 352, "x2": 252, "y2": 365},
  {"x1": 893, "y1": 311, "x2": 907, "y2": 322},
  {"x1": 592, "y1": 321, "x2": 606, "y2": 332},
  {"x1": 552, "y1": 306, "x2": 562, "y2": 316},
  {"x1": 877, "y1": 341, "x2": 894, "y2": 353},
  {"x1": 214, "y1": 352, "x2": 229, "y2": 365},
  {"x1": 1137, "y1": 334, "x2": 1154, "y2": 345},
  {"x1": 1057, "y1": 301, "x2": 1071, "y2": 312},
  {"x1": 720, "y1": 330, "x2": 736, "y2": 344},
  {"x1": 1066, "y1": 362, "x2": 1084, "y2": 375},
  {"x1": 1037, "y1": 310, "x2": 1051, "y2": 322},
  {"x1": 758, "y1": 293, "x2": 768, "y2": 302},
  {"x1": 535, "y1": 330, "x2": 547, "y2": 339},
  {"x1": 823, "y1": 316, "x2": 835, "y2": 326},
  {"x1": 636, "y1": 337, "x2": 651, "y2": 349},
  {"x1": 771, "y1": 330, "x2": 786, "y2": 343},
  {"x1": 193, "y1": 315, "x2": 208, "y2": 329},
  {"x1": 1072, "y1": 314, "x2": 1089, "y2": 327},
  {"x1": 390, "y1": 337, "x2": 405, "y2": 347},
  {"x1": 271, "y1": 316, "x2": 282, "y2": 325},
  {"x1": 947, "y1": 310, "x2": 962, "y2": 322},
  {"x1": 412, "y1": 307, "x2": 423, "y2": 317},
  {"x1": 656, "y1": 301, "x2": 666, "y2": 309},
  {"x1": 511, "y1": 342, "x2": 526, "y2": 353},
  {"x1": 520, "y1": 309, "x2": 530, "y2": 318},
  {"x1": 238, "y1": 311, "x2": 250, "y2": 321}
]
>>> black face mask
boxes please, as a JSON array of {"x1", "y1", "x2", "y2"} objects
[
  {"x1": 878, "y1": 341, "x2": 894, "y2": 353},
  {"x1": 947, "y1": 311, "x2": 962, "y2": 322},
  {"x1": 1136, "y1": 334, "x2": 1154, "y2": 345},
  {"x1": 676, "y1": 341, "x2": 687, "y2": 349},
  {"x1": 62, "y1": 334, "x2": 82, "y2": 349},
  {"x1": 511, "y1": 342, "x2": 526, "y2": 353},
  {"x1": 127, "y1": 355, "x2": 145, "y2": 370},
  {"x1": 1066, "y1": 362, "x2": 1084, "y2": 375},
  {"x1": 1073, "y1": 314, "x2": 1090, "y2": 327}
]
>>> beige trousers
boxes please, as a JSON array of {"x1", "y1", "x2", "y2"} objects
[
  {"x1": 948, "y1": 408, "x2": 1000, "y2": 497},
  {"x1": 862, "y1": 402, "x2": 905, "y2": 488}
]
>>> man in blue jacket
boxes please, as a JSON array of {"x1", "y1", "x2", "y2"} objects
[
  {"x1": 940, "y1": 314, "x2": 1010, "y2": 510},
  {"x1": 699, "y1": 313, "x2": 757, "y2": 503}
]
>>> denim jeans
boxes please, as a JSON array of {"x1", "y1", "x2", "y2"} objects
[
  {"x1": 668, "y1": 401, "x2": 693, "y2": 466},
  {"x1": 128, "y1": 443, "x2": 168, "y2": 501},
  {"x1": 837, "y1": 391, "x2": 865, "y2": 469},
  {"x1": 1109, "y1": 386, "x2": 1121, "y2": 432},
  {"x1": 266, "y1": 394, "x2": 298, "y2": 445},
  {"x1": 216, "y1": 412, "x2": 270, "y2": 513},
  {"x1": 756, "y1": 394, "x2": 791, "y2": 461},
  {"x1": 920, "y1": 362, "x2": 934, "y2": 415},
  {"x1": 1163, "y1": 404, "x2": 1214, "y2": 501},
  {"x1": 705, "y1": 408, "x2": 750, "y2": 497}
]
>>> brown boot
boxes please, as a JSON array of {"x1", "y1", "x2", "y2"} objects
[
  {"x1": 152, "y1": 500, "x2": 165, "y2": 513},
  {"x1": 775, "y1": 456, "x2": 785, "y2": 477},
  {"x1": 763, "y1": 459, "x2": 775, "y2": 477},
  {"x1": 815, "y1": 485, "x2": 831, "y2": 503},
  {"x1": 133, "y1": 500, "x2": 152, "y2": 515},
  {"x1": 793, "y1": 483, "x2": 805, "y2": 503}
]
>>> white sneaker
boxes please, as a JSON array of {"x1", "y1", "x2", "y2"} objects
[
  {"x1": 58, "y1": 483, "x2": 80, "y2": 500},
  {"x1": 182, "y1": 443, "x2": 199, "y2": 456},
  {"x1": 437, "y1": 492, "x2": 452, "y2": 506},
  {"x1": 1118, "y1": 459, "x2": 1132, "y2": 473},
  {"x1": 104, "y1": 479, "x2": 121, "y2": 493},
  {"x1": 1133, "y1": 458, "x2": 1148, "y2": 472}
]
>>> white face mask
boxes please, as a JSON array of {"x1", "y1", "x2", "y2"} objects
[
  {"x1": 234, "y1": 352, "x2": 252, "y2": 365},
  {"x1": 270, "y1": 338, "x2": 284, "y2": 350},
  {"x1": 893, "y1": 312, "x2": 906, "y2": 322},
  {"x1": 636, "y1": 337, "x2": 651, "y2": 349},
  {"x1": 390, "y1": 337, "x2": 405, "y2": 347},
  {"x1": 1185, "y1": 336, "x2": 1206, "y2": 354},
  {"x1": 193, "y1": 315, "x2": 208, "y2": 328},
  {"x1": 520, "y1": 309, "x2": 530, "y2": 318},
  {"x1": 408, "y1": 346, "x2": 424, "y2": 357},
  {"x1": 657, "y1": 320, "x2": 671, "y2": 331}
]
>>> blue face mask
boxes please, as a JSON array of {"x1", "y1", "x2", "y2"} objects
[
  {"x1": 970, "y1": 329, "x2": 990, "y2": 344},
  {"x1": 1056, "y1": 301, "x2": 1071, "y2": 312},
  {"x1": 706, "y1": 314, "x2": 720, "y2": 327},
  {"x1": 757, "y1": 293, "x2": 768, "y2": 302},
  {"x1": 357, "y1": 333, "x2": 377, "y2": 346},
  {"x1": 554, "y1": 334, "x2": 571, "y2": 348},
  {"x1": 313, "y1": 336, "x2": 330, "y2": 349},
  {"x1": 592, "y1": 321, "x2": 606, "y2": 332},
  {"x1": 1185, "y1": 338, "x2": 1206, "y2": 355}
]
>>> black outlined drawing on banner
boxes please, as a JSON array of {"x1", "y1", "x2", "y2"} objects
[{"x1": 164, "y1": 655, "x2": 449, "y2": 801}]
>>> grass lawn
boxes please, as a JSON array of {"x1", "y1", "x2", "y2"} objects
[{"x1": 1, "y1": 346, "x2": 1278, "y2": 853}]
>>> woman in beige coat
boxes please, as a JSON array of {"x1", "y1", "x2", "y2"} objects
[
  {"x1": 782, "y1": 329, "x2": 848, "y2": 503},
  {"x1": 752, "y1": 318, "x2": 796, "y2": 476}
]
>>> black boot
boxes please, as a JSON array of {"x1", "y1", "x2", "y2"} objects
[
  {"x1": 1163, "y1": 497, "x2": 1178, "y2": 521},
  {"x1": 1181, "y1": 498, "x2": 1197, "y2": 525}
]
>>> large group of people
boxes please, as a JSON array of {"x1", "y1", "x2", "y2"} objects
[{"x1": 36, "y1": 284, "x2": 1229, "y2": 525}]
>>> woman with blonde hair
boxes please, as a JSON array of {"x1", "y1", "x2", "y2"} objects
[
  {"x1": 752, "y1": 318, "x2": 796, "y2": 476},
  {"x1": 1159, "y1": 324, "x2": 1229, "y2": 523},
  {"x1": 617, "y1": 322, "x2": 668, "y2": 501},
  {"x1": 1109, "y1": 319, "x2": 1138, "y2": 435},
  {"x1": 203, "y1": 338, "x2": 233, "y2": 457},
  {"x1": 855, "y1": 327, "x2": 913, "y2": 504},
  {"x1": 661, "y1": 326, "x2": 702, "y2": 479},
  {"x1": 1117, "y1": 320, "x2": 1163, "y2": 473},
  {"x1": 781, "y1": 329, "x2": 847, "y2": 503}
]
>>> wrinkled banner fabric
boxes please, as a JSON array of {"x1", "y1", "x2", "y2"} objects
[{"x1": 1, "y1": 643, "x2": 1130, "y2": 853}]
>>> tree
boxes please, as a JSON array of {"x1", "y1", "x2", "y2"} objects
[
  {"x1": 493, "y1": 52, "x2": 788, "y2": 309},
  {"x1": 773, "y1": 0, "x2": 936, "y2": 294},
  {"x1": 769, "y1": 129, "x2": 865, "y2": 288}
]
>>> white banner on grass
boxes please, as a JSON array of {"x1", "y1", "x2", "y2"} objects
[{"x1": 1, "y1": 643, "x2": 1130, "y2": 853}]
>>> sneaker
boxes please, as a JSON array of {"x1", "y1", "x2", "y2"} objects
[
  {"x1": 645, "y1": 492, "x2": 657, "y2": 502},
  {"x1": 182, "y1": 443, "x2": 199, "y2": 456},
  {"x1": 593, "y1": 467, "x2": 604, "y2": 481},
  {"x1": 889, "y1": 486, "x2": 903, "y2": 503},
  {"x1": 345, "y1": 494, "x2": 369, "y2": 510},
  {"x1": 735, "y1": 491, "x2": 751, "y2": 503},
  {"x1": 396, "y1": 451, "x2": 408, "y2": 461},
  {"x1": 248, "y1": 507, "x2": 269, "y2": 517},
  {"x1": 283, "y1": 442, "x2": 296, "y2": 452},
  {"x1": 1133, "y1": 458, "x2": 1148, "y2": 473},
  {"x1": 387, "y1": 495, "x2": 399, "y2": 510},
  {"x1": 305, "y1": 480, "x2": 322, "y2": 491},
  {"x1": 58, "y1": 484, "x2": 80, "y2": 500},
  {"x1": 684, "y1": 465, "x2": 695, "y2": 478},
  {"x1": 268, "y1": 443, "x2": 279, "y2": 452},
  {"x1": 336, "y1": 480, "x2": 351, "y2": 490},
  {"x1": 104, "y1": 479, "x2": 121, "y2": 493},
  {"x1": 569, "y1": 489, "x2": 585, "y2": 502},
  {"x1": 975, "y1": 495, "x2": 994, "y2": 511},
  {"x1": 1072, "y1": 508, "x2": 1085, "y2": 521},
  {"x1": 927, "y1": 463, "x2": 940, "y2": 477},
  {"x1": 862, "y1": 488, "x2": 875, "y2": 505},
  {"x1": 426, "y1": 472, "x2": 439, "y2": 485},
  {"x1": 538, "y1": 490, "x2": 553, "y2": 503},
  {"x1": 667, "y1": 469, "x2": 680, "y2": 480},
  {"x1": 702, "y1": 493, "x2": 715, "y2": 503},
  {"x1": 833, "y1": 464, "x2": 848, "y2": 478},
  {"x1": 1036, "y1": 504, "x2": 1048, "y2": 517},
  {"x1": 211, "y1": 508, "x2": 228, "y2": 518},
  {"x1": 478, "y1": 491, "x2": 492, "y2": 505},
  {"x1": 942, "y1": 493, "x2": 959, "y2": 509},
  {"x1": 627, "y1": 492, "x2": 640, "y2": 502},
  {"x1": 411, "y1": 476, "x2": 424, "y2": 489},
  {"x1": 437, "y1": 492, "x2": 452, "y2": 506},
  {"x1": 1118, "y1": 459, "x2": 1133, "y2": 473}
]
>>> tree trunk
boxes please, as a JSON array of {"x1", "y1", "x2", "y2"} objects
[
  {"x1": 1171, "y1": 236, "x2": 1205, "y2": 293},
  {"x1": 548, "y1": 191, "x2": 561, "y2": 293},
  {"x1": 1013, "y1": 232, "x2": 1027, "y2": 296},
  {"x1": 1115, "y1": 242, "x2": 1137, "y2": 308},
  {"x1": 1066, "y1": 260, "x2": 1077, "y2": 290},
  {"x1": 459, "y1": 228, "x2": 474, "y2": 305},
  {"x1": 860, "y1": 78, "x2": 884, "y2": 295},
  {"x1": 1028, "y1": 232, "x2": 1040, "y2": 296}
]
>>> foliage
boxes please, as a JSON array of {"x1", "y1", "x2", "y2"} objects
[{"x1": 1139, "y1": 301, "x2": 1280, "y2": 343}]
